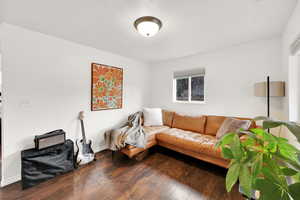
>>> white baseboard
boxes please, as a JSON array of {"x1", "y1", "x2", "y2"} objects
[
  {"x1": 1, "y1": 175, "x2": 21, "y2": 187},
  {"x1": 94, "y1": 144, "x2": 108, "y2": 153}
]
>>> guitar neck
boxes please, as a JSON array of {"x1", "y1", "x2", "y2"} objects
[{"x1": 80, "y1": 119, "x2": 87, "y2": 143}]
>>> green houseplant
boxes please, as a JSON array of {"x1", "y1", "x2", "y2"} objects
[{"x1": 216, "y1": 117, "x2": 300, "y2": 200}]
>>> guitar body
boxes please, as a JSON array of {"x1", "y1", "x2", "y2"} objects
[
  {"x1": 75, "y1": 111, "x2": 95, "y2": 166},
  {"x1": 75, "y1": 139, "x2": 94, "y2": 165}
]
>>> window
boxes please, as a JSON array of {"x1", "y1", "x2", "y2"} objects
[
  {"x1": 176, "y1": 78, "x2": 189, "y2": 101},
  {"x1": 191, "y1": 76, "x2": 204, "y2": 101},
  {"x1": 173, "y1": 69, "x2": 205, "y2": 103}
]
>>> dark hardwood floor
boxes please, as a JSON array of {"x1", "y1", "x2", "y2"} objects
[{"x1": 0, "y1": 147, "x2": 243, "y2": 200}]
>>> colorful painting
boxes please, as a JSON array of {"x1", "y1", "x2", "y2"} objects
[{"x1": 91, "y1": 63, "x2": 123, "y2": 111}]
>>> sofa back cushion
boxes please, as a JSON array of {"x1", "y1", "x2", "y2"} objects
[
  {"x1": 162, "y1": 110, "x2": 175, "y2": 127},
  {"x1": 172, "y1": 113, "x2": 206, "y2": 134},
  {"x1": 205, "y1": 116, "x2": 226, "y2": 136},
  {"x1": 205, "y1": 115, "x2": 256, "y2": 136}
]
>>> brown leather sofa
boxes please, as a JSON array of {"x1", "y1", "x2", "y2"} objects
[{"x1": 121, "y1": 110, "x2": 256, "y2": 168}]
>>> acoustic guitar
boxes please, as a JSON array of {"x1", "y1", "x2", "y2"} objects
[{"x1": 75, "y1": 111, "x2": 95, "y2": 165}]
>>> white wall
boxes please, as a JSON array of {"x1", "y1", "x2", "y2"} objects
[
  {"x1": 0, "y1": 1, "x2": 3, "y2": 24},
  {"x1": 0, "y1": 16, "x2": 293, "y2": 186},
  {"x1": 150, "y1": 38, "x2": 283, "y2": 119},
  {"x1": 0, "y1": 23, "x2": 150, "y2": 186}
]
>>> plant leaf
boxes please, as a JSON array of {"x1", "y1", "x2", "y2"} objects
[
  {"x1": 221, "y1": 147, "x2": 234, "y2": 159},
  {"x1": 251, "y1": 128, "x2": 267, "y2": 136},
  {"x1": 239, "y1": 165, "x2": 252, "y2": 198},
  {"x1": 262, "y1": 120, "x2": 283, "y2": 129},
  {"x1": 275, "y1": 153, "x2": 300, "y2": 171},
  {"x1": 250, "y1": 128, "x2": 278, "y2": 152},
  {"x1": 281, "y1": 167, "x2": 298, "y2": 176},
  {"x1": 218, "y1": 132, "x2": 236, "y2": 146},
  {"x1": 253, "y1": 116, "x2": 270, "y2": 121},
  {"x1": 231, "y1": 133, "x2": 243, "y2": 160},
  {"x1": 239, "y1": 130, "x2": 256, "y2": 136},
  {"x1": 262, "y1": 155, "x2": 287, "y2": 186},
  {"x1": 241, "y1": 136, "x2": 255, "y2": 147},
  {"x1": 284, "y1": 122, "x2": 300, "y2": 143},
  {"x1": 226, "y1": 162, "x2": 240, "y2": 192},
  {"x1": 276, "y1": 136, "x2": 289, "y2": 143},
  {"x1": 275, "y1": 137, "x2": 300, "y2": 170},
  {"x1": 251, "y1": 128, "x2": 274, "y2": 141},
  {"x1": 277, "y1": 140, "x2": 300, "y2": 163},
  {"x1": 292, "y1": 173, "x2": 300, "y2": 182},
  {"x1": 254, "y1": 179, "x2": 290, "y2": 200},
  {"x1": 263, "y1": 120, "x2": 300, "y2": 143},
  {"x1": 252, "y1": 153, "x2": 263, "y2": 179},
  {"x1": 288, "y1": 182, "x2": 300, "y2": 200}
]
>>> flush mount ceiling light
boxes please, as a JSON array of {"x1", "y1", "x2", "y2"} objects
[{"x1": 134, "y1": 16, "x2": 162, "y2": 37}]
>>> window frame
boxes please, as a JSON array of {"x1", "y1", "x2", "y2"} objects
[{"x1": 173, "y1": 74, "x2": 205, "y2": 104}]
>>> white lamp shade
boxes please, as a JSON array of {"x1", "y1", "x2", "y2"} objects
[
  {"x1": 134, "y1": 16, "x2": 162, "y2": 37},
  {"x1": 254, "y1": 81, "x2": 285, "y2": 97},
  {"x1": 136, "y1": 21, "x2": 160, "y2": 37}
]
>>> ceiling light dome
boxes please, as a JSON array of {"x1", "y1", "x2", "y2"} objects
[{"x1": 134, "y1": 16, "x2": 162, "y2": 37}]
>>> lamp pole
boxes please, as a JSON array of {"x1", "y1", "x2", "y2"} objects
[
  {"x1": 267, "y1": 76, "x2": 270, "y2": 133},
  {"x1": 267, "y1": 76, "x2": 270, "y2": 118}
]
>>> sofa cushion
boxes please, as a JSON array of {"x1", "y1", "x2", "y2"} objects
[
  {"x1": 126, "y1": 125, "x2": 170, "y2": 150},
  {"x1": 205, "y1": 116, "x2": 226, "y2": 136},
  {"x1": 156, "y1": 128, "x2": 222, "y2": 158},
  {"x1": 205, "y1": 115, "x2": 256, "y2": 136},
  {"x1": 142, "y1": 108, "x2": 163, "y2": 126},
  {"x1": 236, "y1": 117, "x2": 256, "y2": 129},
  {"x1": 144, "y1": 125, "x2": 170, "y2": 140},
  {"x1": 172, "y1": 113, "x2": 206, "y2": 133},
  {"x1": 162, "y1": 110, "x2": 175, "y2": 127}
]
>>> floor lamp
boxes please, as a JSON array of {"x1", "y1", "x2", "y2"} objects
[{"x1": 254, "y1": 76, "x2": 285, "y2": 118}]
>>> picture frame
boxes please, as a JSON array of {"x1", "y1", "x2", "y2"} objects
[{"x1": 91, "y1": 63, "x2": 123, "y2": 111}]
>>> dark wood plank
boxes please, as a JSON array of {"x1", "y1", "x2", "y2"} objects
[{"x1": 0, "y1": 147, "x2": 243, "y2": 200}]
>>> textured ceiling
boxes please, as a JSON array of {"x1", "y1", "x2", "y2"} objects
[{"x1": 2, "y1": 0, "x2": 297, "y2": 62}]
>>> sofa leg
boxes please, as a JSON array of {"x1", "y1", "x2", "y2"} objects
[{"x1": 134, "y1": 150, "x2": 149, "y2": 161}]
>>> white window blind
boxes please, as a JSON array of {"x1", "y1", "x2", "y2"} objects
[{"x1": 173, "y1": 68, "x2": 205, "y2": 78}]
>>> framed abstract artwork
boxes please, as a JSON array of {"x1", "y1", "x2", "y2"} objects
[{"x1": 91, "y1": 63, "x2": 123, "y2": 111}]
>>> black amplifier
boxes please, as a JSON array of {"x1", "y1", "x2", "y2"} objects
[{"x1": 34, "y1": 129, "x2": 66, "y2": 150}]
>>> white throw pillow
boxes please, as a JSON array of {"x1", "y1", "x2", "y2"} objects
[{"x1": 143, "y1": 108, "x2": 163, "y2": 126}]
